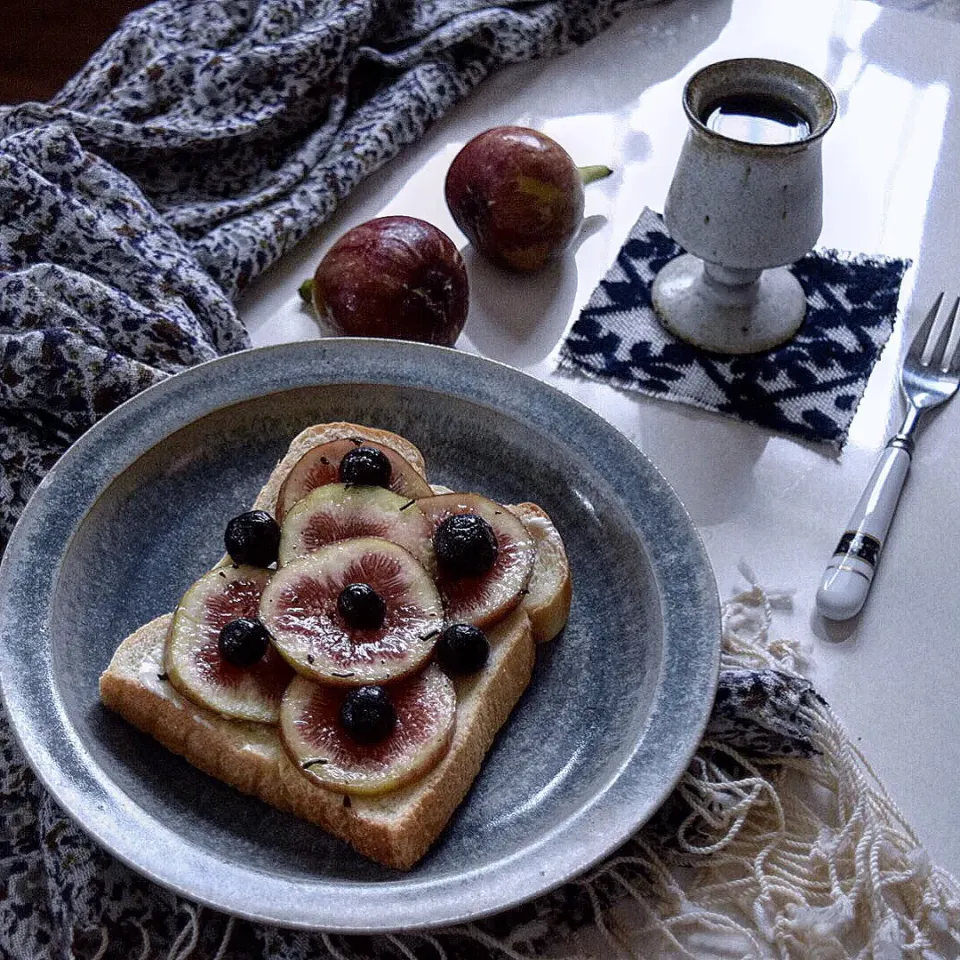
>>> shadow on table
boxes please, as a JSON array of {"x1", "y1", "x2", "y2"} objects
[
  {"x1": 472, "y1": 0, "x2": 735, "y2": 122},
  {"x1": 463, "y1": 215, "x2": 612, "y2": 366},
  {"x1": 810, "y1": 605, "x2": 861, "y2": 646},
  {"x1": 463, "y1": 247, "x2": 580, "y2": 366},
  {"x1": 639, "y1": 410, "x2": 769, "y2": 526}
]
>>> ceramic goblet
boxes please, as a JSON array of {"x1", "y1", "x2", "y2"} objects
[{"x1": 652, "y1": 58, "x2": 836, "y2": 354}]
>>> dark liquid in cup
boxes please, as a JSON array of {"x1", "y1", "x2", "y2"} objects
[{"x1": 703, "y1": 95, "x2": 811, "y2": 145}]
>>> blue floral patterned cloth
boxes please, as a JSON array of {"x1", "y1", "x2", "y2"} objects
[
  {"x1": 560, "y1": 208, "x2": 910, "y2": 450},
  {"x1": 0, "y1": 0, "x2": 663, "y2": 557}
]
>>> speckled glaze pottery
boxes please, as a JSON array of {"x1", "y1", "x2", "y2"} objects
[
  {"x1": 0, "y1": 340, "x2": 720, "y2": 932},
  {"x1": 654, "y1": 58, "x2": 837, "y2": 354}
]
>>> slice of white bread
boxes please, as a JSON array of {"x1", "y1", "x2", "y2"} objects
[
  {"x1": 99, "y1": 423, "x2": 569, "y2": 869},
  {"x1": 100, "y1": 607, "x2": 534, "y2": 869}
]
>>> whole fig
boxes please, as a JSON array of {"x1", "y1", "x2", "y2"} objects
[
  {"x1": 310, "y1": 216, "x2": 469, "y2": 346},
  {"x1": 444, "y1": 126, "x2": 610, "y2": 273}
]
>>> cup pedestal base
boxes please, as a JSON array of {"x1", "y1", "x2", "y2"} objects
[{"x1": 652, "y1": 254, "x2": 806, "y2": 354}]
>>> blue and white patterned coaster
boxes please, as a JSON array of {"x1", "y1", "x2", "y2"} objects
[{"x1": 559, "y1": 208, "x2": 910, "y2": 450}]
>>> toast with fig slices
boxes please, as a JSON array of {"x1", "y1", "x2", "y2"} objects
[{"x1": 99, "y1": 423, "x2": 571, "y2": 869}]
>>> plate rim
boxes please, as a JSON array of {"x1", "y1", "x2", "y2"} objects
[{"x1": 0, "y1": 339, "x2": 720, "y2": 932}]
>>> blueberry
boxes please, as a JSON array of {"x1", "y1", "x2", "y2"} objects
[
  {"x1": 224, "y1": 510, "x2": 280, "y2": 567},
  {"x1": 218, "y1": 617, "x2": 271, "y2": 667},
  {"x1": 435, "y1": 623, "x2": 490, "y2": 674},
  {"x1": 434, "y1": 513, "x2": 498, "y2": 578},
  {"x1": 340, "y1": 686, "x2": 396, "y2": 744},
  {"x1": 337, "y1": 582, "x2": 387, "y2": 630},
  {"x1": 339, "y1": 446, "x2": 392, "y2": 487}
]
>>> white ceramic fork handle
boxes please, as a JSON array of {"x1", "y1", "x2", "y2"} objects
[{"x1": 815, "y1": 444, "x2": 911, "y2": 620}]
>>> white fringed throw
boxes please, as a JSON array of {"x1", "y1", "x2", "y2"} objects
[{"x1": 547, "y1": 574, "x2": 960, "y2": 959}]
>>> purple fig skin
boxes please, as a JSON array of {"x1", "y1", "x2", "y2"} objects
[
  {"x1": 312, "y1": 216, "x2": 469, "y2": 346},
  {"x1": 445, "y1": 126, "x2": 585, "y2": 273}
]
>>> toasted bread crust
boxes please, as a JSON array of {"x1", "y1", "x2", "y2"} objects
[
  {"x1": 99, "y1": 421, "x2": 567, "y2": 869},
  {"x1": 511, "y1": 502, "x2": 572, "y2": 643}
]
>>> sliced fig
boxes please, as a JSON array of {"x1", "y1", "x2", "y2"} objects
[
  {"x1": 417, "y1": 493, "x2": 537, "y2": 627},
  {"x1": 277, "y1": 438, "x2": 433, "y2": 521},
  {"x1": 281, "y1": 664, "x2": 456, "y2": 796},
  {"x1": 164, "y1": 565, "x2": 294, "y2": 723},
  {"x1": 278, "y1": 484, "x2": 435, "y2": 572},
  {"x1": 259, "y1": 537, "x2": 443, "y2": 685}
]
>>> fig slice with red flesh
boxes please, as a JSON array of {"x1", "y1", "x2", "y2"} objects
[
  {"x1": 276, "y1": 438, "x2": 433, "y2": 522},
  {"x1": 278, "y1": 483, "x2": 435, "y2": 573},
  {"x1": 164, "y1": 565, "x2": 294, "y2": 723},
  {"x1": 259, "y1": 537, "x2": 444, "y2": 685},
  {"x1": 417, "y1": 493, "x2": 537, "y2": 627},
  {"x1": 280, "y1": 664, "x2": 456, "y2": 796}
]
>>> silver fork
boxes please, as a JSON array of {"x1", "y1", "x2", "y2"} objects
[{"x1": 816, "y1": 292, "x2": 960, "y2": 620}]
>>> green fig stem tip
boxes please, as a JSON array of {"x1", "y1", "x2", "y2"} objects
[
  {"x1": 578, "y1": 164, "x2": 613, "y2": 185},
  {"x1": 298, "y1": 278, "x2": 314, "y2": 303}
]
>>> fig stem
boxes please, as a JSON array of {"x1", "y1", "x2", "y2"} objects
[
  {"x1": 578, "y1": 164, "x2": 613, "y2": 186},
  {"x1": 298, "y1": 278, "x2": 314, "y2": 303}
]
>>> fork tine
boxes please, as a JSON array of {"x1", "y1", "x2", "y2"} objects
[
  {"x1": 945, "y1": 298, "x2": 960, "y2": 374},
  {"x1": 930, "y1": 296, "x2": 959, "y2": 370},
  {"x1": 907, "y1": 291, "x2": 944, "y2": 365}
]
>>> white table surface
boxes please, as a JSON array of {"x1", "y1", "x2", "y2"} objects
[{"x1": 238, "y1": 0, "x2": 960, "y2": 883}]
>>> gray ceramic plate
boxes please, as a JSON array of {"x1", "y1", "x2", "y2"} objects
[{"x1": 0, "y1": 339, "x2": 720, "y2": 933}]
